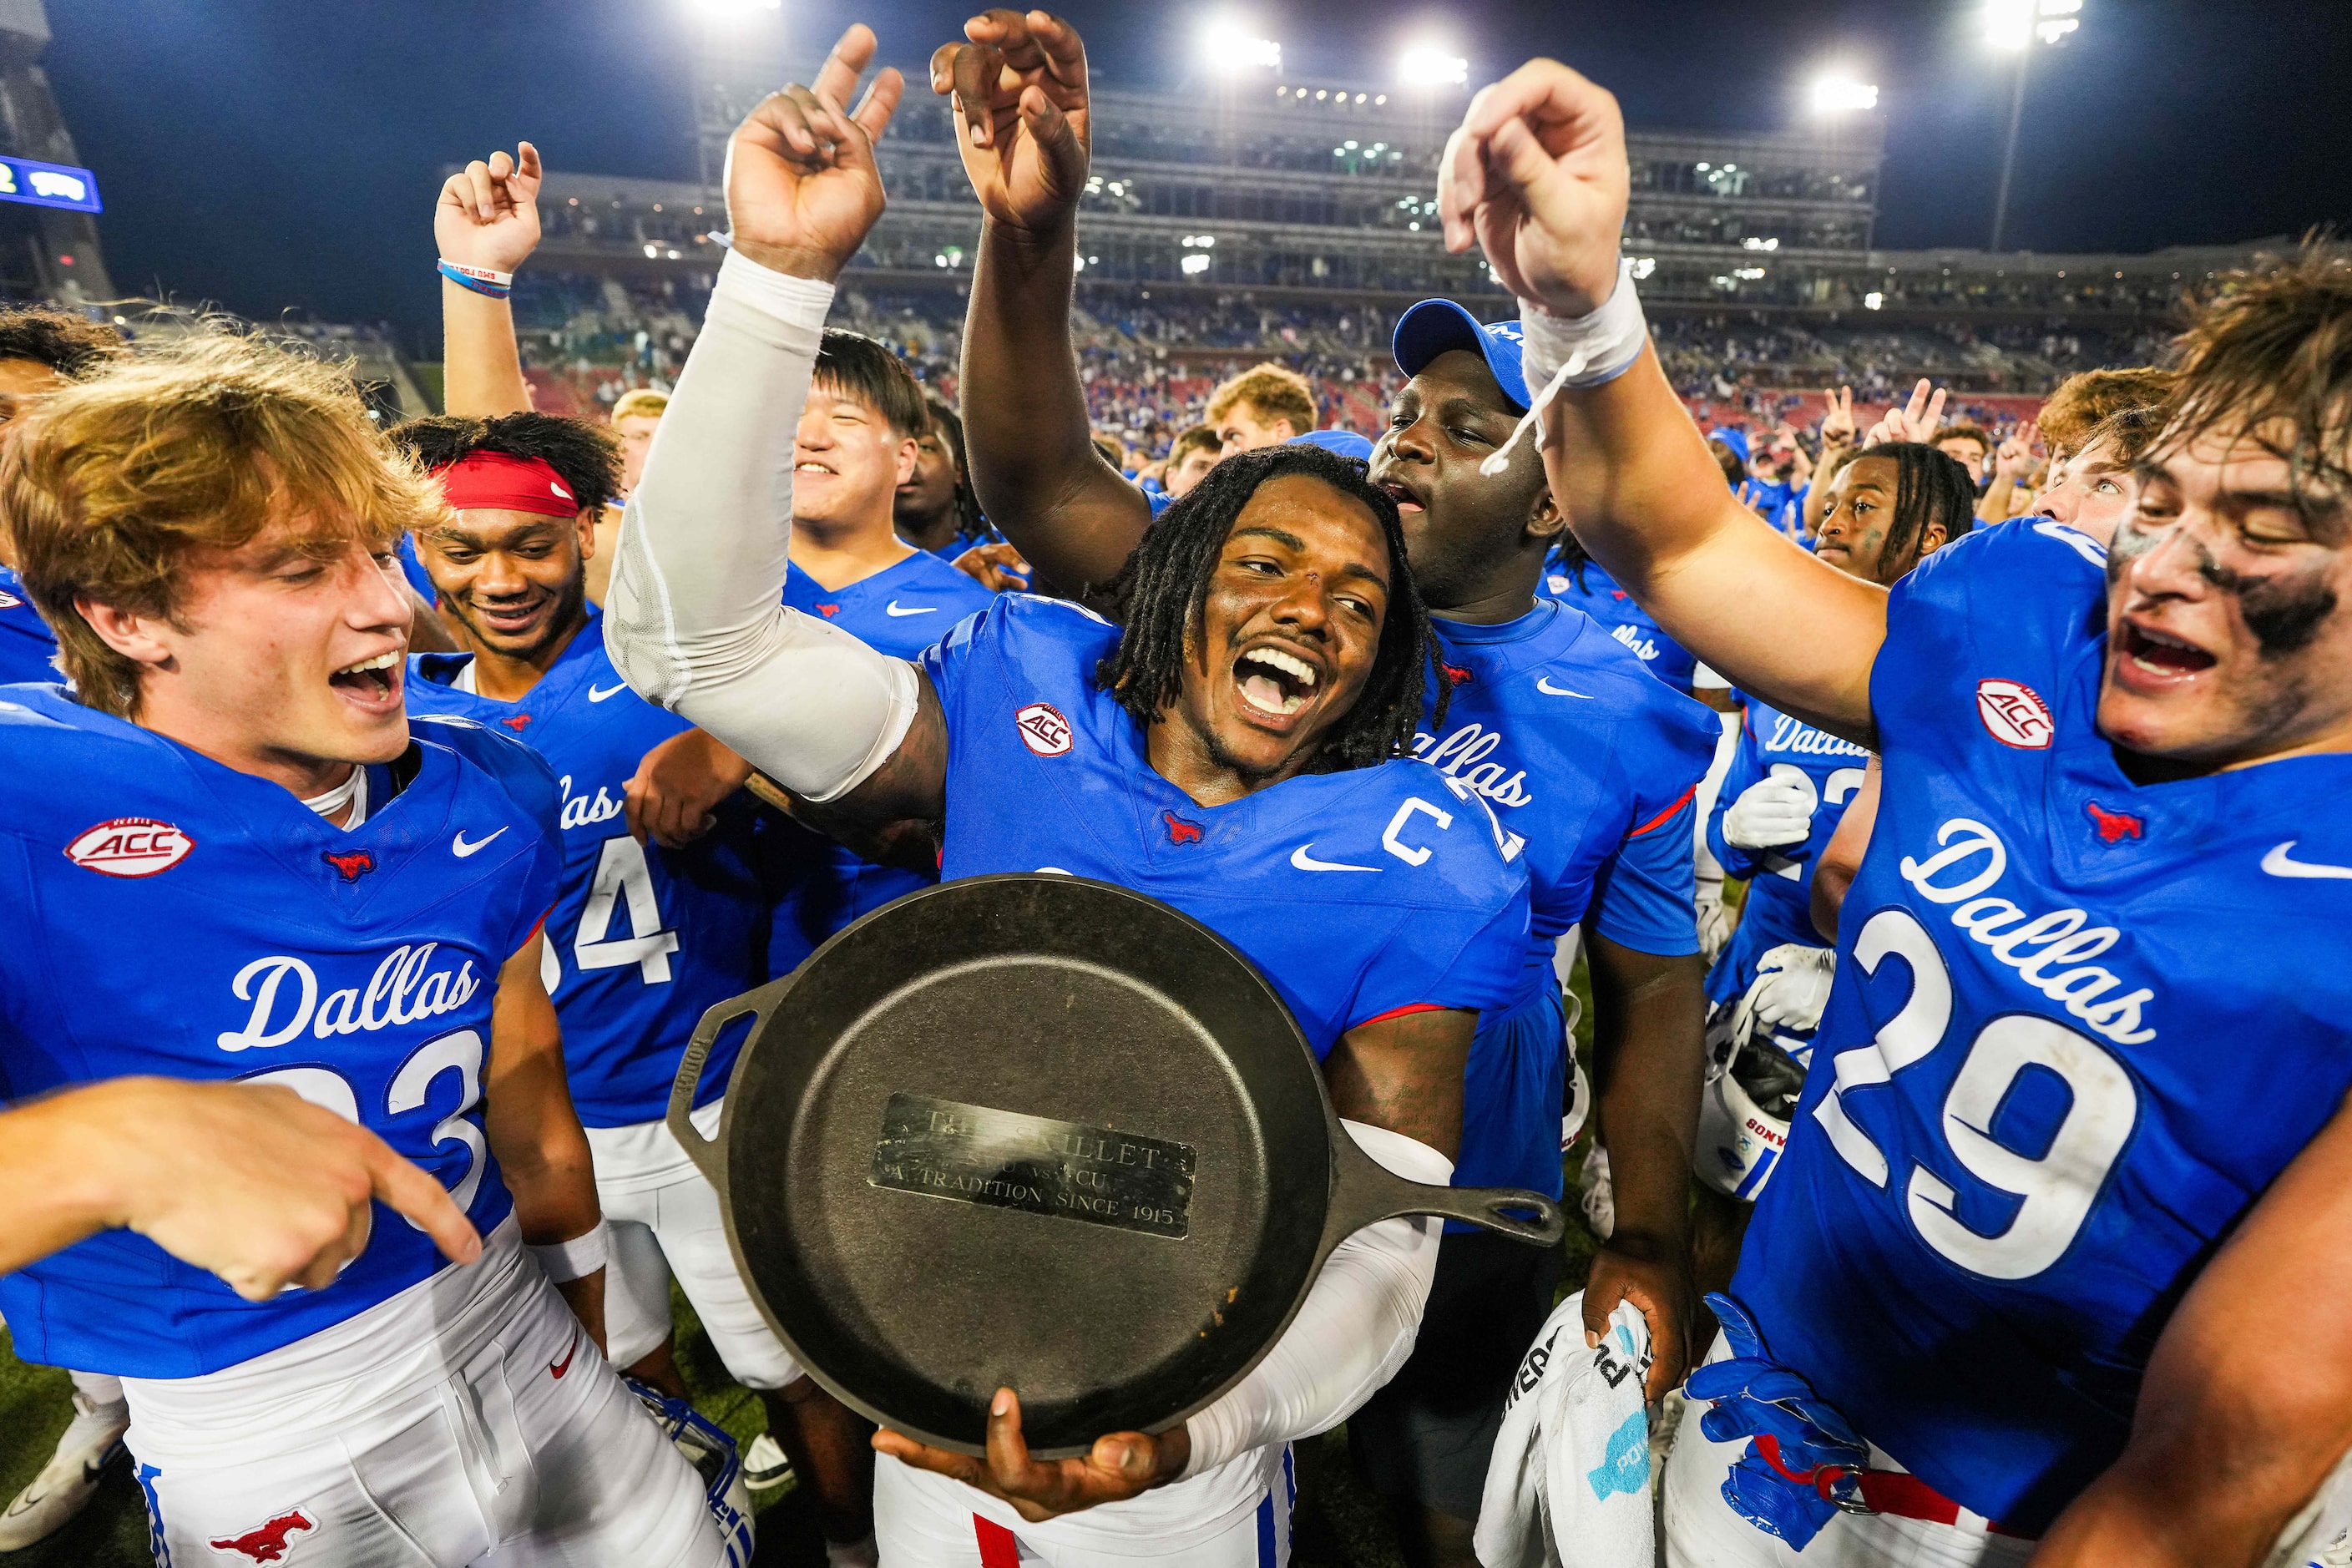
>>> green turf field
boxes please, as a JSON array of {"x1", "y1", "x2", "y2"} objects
[{"x1": 0, "y1": 960, "x2": 1608, "y2": 1565}]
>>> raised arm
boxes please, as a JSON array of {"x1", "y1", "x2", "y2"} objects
[
  {"x1": 2030, "y1": 1093, "x2": 2352, "y2": 1568},
  {"x1": 1439, "y1": 61, "x2": 1887, "y2": 745},
  {"x1": 436, "y1": 142, "x2": 542, "y2": 417},
  {"x1": 937, "y1": 10, "x2": 1151, "y2": 604},
  {"x1": 602, "y1": 28, "x2": 947, "y2": 830}
]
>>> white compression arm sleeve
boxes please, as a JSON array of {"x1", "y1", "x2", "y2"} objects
[
  {"x1": 1179, "y1": 1120, "x2": 1449, "y2": 1478},
  {"x1": 603, "y1": 248, "x2": 918, "y2": 803}
]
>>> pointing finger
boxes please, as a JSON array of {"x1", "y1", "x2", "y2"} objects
[
  {"x1": 810, "y1": 23, "x2": 877, "y2": 114},
  {"x1": 850, "y1": 65, "x2": 905, "y2": 144}
]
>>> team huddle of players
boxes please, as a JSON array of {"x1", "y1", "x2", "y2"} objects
[{"x1": 0, "y1": 12, "x2": 2348, "y2": 1568}]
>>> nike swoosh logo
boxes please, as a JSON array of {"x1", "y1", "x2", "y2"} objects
[
  {"x1": 9, "y1": 1444, "x2": 120, "y2": 1511},
  {"x1": 549, "y1": 1338, "x2": 578, "y2": 1379},
  {"x1": 1291, "y1": 844, "x2": 1379, "y2": 873},
  {"x1": 2262, "y1": 841, "x2": 2352, "y2": 880},
  {"x1": 587, "y1": 681, "x2": 631, "y2": 701},
  {"x1": 1535, "y1": 676, "x2": 1593, "y2": 698},
  {"x1": 452, "y1": 827, "x2": 508, "y2": 858},
  {"x1": 884, "y1": 601, "x2": 937, "y2": 617}
]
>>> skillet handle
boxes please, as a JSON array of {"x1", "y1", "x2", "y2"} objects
[
  {"x1": 666, "y1": 982, "x2": 788, "y2": 1199},
  {"x1": 1325, "y1": 1130, "x2": 1566, "y2": 1252}
]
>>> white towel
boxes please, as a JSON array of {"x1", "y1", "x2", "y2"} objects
[{"x1": 1474, "y1": 1292, "x2": 1656, "y2": 1568}]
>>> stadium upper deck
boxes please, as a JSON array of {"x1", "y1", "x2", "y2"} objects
[{"x1": 534, "y1": 62, "x2": 2263, "y2": 332}]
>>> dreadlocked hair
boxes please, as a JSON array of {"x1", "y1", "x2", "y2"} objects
[
  {"x1": 387, "y1": 412, "x2": 624, "y2": 513},
  {"x1": 1857, "y1": 440, "x2": 1980, "y2": 576},
  {"x1": 925, "y1": 397, "x2": 988, "y2": 544},
  {"x1": 1093, "y1": 442, "x2": 1439, "y2": 773}
]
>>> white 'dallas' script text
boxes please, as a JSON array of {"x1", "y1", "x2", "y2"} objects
[
  {"x1": 1764, "y1": 713, "x2": 1873, "y2": 759},
  {"x1": 559, "y1": 774, "x2": 625, "y2": 831},
  {"x1": 1412, "y1": 722, "x2": 1535, "y2": 808},
  {"x1": 216, "y1": 946, "x2": 483, "y2": 1051},
  {"x1": 1899, "y1": 818, "x2": 2156, "y2": 1045}
]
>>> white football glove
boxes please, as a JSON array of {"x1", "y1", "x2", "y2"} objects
[
  {"x1": 1695, "y1": 871, "x2": 1732, "y2": 963},
  {"x1": 1731, "y1": 943, "x2": 1839, "y2": 1046},
  {"x1": 1722, "y1": 771, "x2": 1816, "y2": 851}
]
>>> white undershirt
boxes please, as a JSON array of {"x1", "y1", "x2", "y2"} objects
[{"x1": 301, "y1": 766, "x2": 368, "y2": 829}]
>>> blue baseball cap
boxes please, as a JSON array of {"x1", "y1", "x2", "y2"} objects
[
  {"x1": 1706, "y1": 426, "x2": 1752, "y2": 464},
  {"x1": 1393, "y1": 300, "x2": 1530, "y2": 413},
  {"x1": 1288, "y1": 428, "x2": 1374, "y2": 461}
]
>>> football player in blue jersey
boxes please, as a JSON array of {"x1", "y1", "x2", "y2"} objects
[
  {"x1": 927, "y1": 20, "x2": 1711, "y2": 1562},
  {"x1": 420, "y1": 153, "x2": 888, "y2": 1558},
  {"x1": 1450, "y1": 58, "x2": 2352, "y2": 1568},
  {"x1": 603, "y1": 28, "x2": 1532, "y2": 1563},
  {"x1": 1690, "y1": 443, "x2": 1976, "y2": 1287},
  {"x1": 0, "y1": 307, "x2": 125, "y2": 710},
  {"x1": 0, "y1": 333, "x2": 728, "y2": 1565}
]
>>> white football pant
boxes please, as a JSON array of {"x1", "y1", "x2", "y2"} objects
[
  {"x1": 873, "y1": 1445, "x2": 1293, "y2": 1566},
  {"x1": 126, "y1": 1218, "x2": 726, "y2": 1568},
  {"x1": 590, "y1": 1098, "x2": 802, "y2": 1391}
]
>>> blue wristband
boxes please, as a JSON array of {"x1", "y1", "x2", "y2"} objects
[{"x1": 438, "y1": 260, "x2": 512, "y2": 299}]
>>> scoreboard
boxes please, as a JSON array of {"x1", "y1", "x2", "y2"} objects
[{"x1": 0, "y1": 155, "x2": 99, "y2": 214}]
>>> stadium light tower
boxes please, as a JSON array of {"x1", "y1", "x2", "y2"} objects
[
  {"x1": 1397, "y1": 42, "x2": 1469, "y2": 89},
  {"x1": 1200, "y1": 17, "x2": 1282, "y2": 74},
  {"x1": 1808, "y1": 75, "x2": 1879, "y2": 115},
  {"x1": 1985, "y1": 0, "x2": 2082, "y2": 250}
]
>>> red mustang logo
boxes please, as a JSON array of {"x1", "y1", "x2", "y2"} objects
[
  {"x1": 497, "y1": 713, "x2": 532, "y2": 732},
  {"x1": 208, "y1": 1508, "x2": 317, "y2": 1563},
  {"x1": 1439, "y1": 661, "x2": 1474, "y2": 688},
  {"x1": 2086, "y1": 802, "x2": 2144, "y2": 844},
  {"x1": 1163, "y1": 811, "x2": 1204, "y2": 846},
  {"x1": 321, "y1": 849, "x2": 377, "y2": 883},
  {"x1": 816, "y1": 604, "x2": 841, "y2": 618}
]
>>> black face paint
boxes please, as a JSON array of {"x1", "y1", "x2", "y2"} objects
[{"x1": 2191, "y1": 537, "x2": 2341, "y2": 656}]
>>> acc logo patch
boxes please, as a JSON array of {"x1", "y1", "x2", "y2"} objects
[
  {"x1": 1975, "y1": 678, "x2": 2054, "y2": 749},
  {"x1": 0, "y1": 585, "x2": 20, "y2": 608},
  {"x1": 65, "y1": 817, "x2": 194, "y2": 878},
  {"x1": 1014, "y1": 702, "x2": 1071, "y2": 758}
]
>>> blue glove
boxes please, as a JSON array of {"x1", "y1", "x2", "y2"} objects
[{"x1": 1683, "y1": 1292, "x2": 1869, "y2": 1550}]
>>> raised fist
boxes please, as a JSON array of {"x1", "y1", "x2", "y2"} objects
[
  {"x1": 1437, "y1": 58, "x2": 1630, "y2": 318},
  {"x1": 725, "y1": 24, "x2": 904, "y2": 282},
  {"x1": 932, "y1": 8, "x2": 1092, "y2": 236},
  {"x1": 437, "y1": 143, "x2": 543, "y2": 278},
  {"x1": 1722, "y1": 768, "x2": 1816, "y2": 852}
]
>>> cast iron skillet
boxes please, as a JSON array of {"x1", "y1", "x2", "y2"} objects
[{"x1": 669, "y1": 873, "x2": 1565, "y2": 1459}]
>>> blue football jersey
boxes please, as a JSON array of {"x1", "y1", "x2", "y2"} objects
[
  {"x1": 405, "y1": 609, "x2": 768, "y2": 1127},
  {"x1": 917, "y1": 595, "x2": 1530, "y2": 1057},
  {"x1": 0, "y1": 690, "x2": 561, "y2": 1378},
  {"x1": 1420, "y1": 601, "x2": 1718, "y2": 1199},
  {"x1": 1732, "y1": 519, "x2": 2352, "y2": 1533},
  {"x1": 0, "y1": 567, "x2": 59, "y2": 685},
  {"x1": 763, "y1": 554, "x2": 996, "y2": 975},
  {"x1": 1538, "y1": 555, "x2": 1700, "y2": 695},
  {"x1": 1703, "y1": 695, "x2": 1874, "y2": 1009}
]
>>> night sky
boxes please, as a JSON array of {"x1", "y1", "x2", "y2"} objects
[{"x1": 40, "y1": 0, "x2": 2352, "y2": 351}]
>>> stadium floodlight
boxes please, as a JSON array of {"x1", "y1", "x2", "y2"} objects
[
  {"x1": 1201, "y1": 18, "x2": 1282, "y2": 74},
  {"x1": 688, "y1": 0, "x2": 780, "y2": 14},
  {"x1": 1181, "y1": 253, "x2": 1212, "y2": 276},
  {"x1": 1808, "y1": 75, "x2": 1879, "y2": 114},
  {"x1": 1985, "y1": 0, "x2": 2083, "y2": 245},
  {"x1": 1985, "y1": 0, "x2": 2081, "y2": 50},
  {"x1": 1398, "y1": 42, "x2": 1469, "y2": 89}
]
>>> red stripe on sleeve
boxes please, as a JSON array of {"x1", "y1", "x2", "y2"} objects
[
  {"x1": 1351, "y1": 1002, "x2": 1450, "y2": 1032},
  {"x1": 1628, "y1": 782, "x2": 1699, "y2": 838}
]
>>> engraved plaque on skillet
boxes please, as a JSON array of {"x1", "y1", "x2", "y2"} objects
[{"x1": 868, "y1": 1092, "x2": 1196, "y2": 1240}]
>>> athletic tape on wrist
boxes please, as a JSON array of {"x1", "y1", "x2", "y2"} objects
[
  {"x1": 1479, "y1": 259, "x2": 1650, "y2": 477},
  {"x1": 527, "y1": 1218, "x2": 609, "y2": 1284},
  {"x1": 438, "y1": 260, "x2": 513, "y2": 299}
]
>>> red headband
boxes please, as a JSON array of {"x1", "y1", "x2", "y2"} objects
[{"x1": 433, "y1": 451, "x2": 580, "y2": 518}]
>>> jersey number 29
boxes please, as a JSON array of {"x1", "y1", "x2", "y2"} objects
[{"x1": 1812, "y1": 906, "x2": 2137, "y2": 1281}]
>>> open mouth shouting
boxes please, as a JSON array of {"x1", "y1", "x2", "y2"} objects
[
  {"x1": 1232, "y1": 642, "x2": 1323, "y2": 723},
  {"x1": 1373, "y1": 476, "x2": 1427, "y2": 514},
  {"x1": 330, "y1": 648, "x2": 404, "y2": 711},
  {"x1": 2117, "y1": 619, "x2": 2220, "y2": 689}
]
